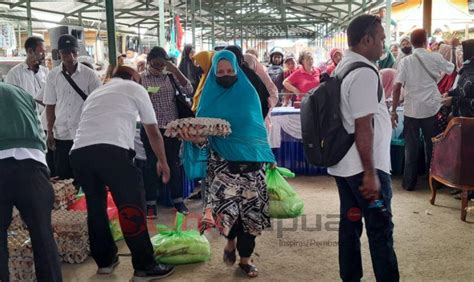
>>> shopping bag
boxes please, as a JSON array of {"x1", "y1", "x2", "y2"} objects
[
  {"x1": 151, "y1": 213, "x2": 211, "y2": 265},
  {"x1": 182, "y1": 141, "x2": 208, "y2": 180},
  {"x1": 265, "y1": 166, "x2": 297, "y2": 201},
  {"x1": 265, "y1": 166, "x2": 304, "y2": 218},
  {"x1": 69, "y1": 191, "x2": 123, "y2": 241}
]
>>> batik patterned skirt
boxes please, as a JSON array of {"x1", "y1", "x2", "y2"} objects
[{"x1": 202, "y1": 151, "x2": 270, "y2": 237}]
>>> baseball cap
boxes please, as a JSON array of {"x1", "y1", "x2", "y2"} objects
[{"x1": 58, "y1": 35, "x2": 79, "y2": 51}]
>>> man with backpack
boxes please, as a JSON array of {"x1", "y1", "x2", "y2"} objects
[{"x1": 302, "y1": 15, "x2": 399, "y2": 281}]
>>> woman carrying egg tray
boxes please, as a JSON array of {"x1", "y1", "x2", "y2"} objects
[{"x1": 180, "y1": 50, "x2": 276, "y2": 278}]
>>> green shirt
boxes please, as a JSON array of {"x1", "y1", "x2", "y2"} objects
[{"x1": 0, "y1": 82, "x2": 46, "y2": 152}]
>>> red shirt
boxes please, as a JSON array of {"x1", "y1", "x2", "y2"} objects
[{"x1": 286, "y1": 67, "x2": 321, "y2": 100}]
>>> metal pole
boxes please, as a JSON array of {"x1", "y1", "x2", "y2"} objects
[
  {"x1": 158, "y1": 0, "x2": 165, "y2": 47},
  {"x1": 78, "y1": 12, "x2": 83, "y2": 26},
  {"x1": 224, "y1": 9, "x2": 227, "y2": 42},
  {"x1": 385, "y1": 0, "x2": 392, "y2": 46},
  {"x1": 17, "y1": 22, "x2": 21, "y2": 53},
  {"x1": 191, "y1": 0, "x2": 196, "y2": 46},
  {"x1": 137, "y1": 23, "x2": 141, "y2": 53},
  {"x1": 423, "y1": 0, "x2": 432, "y2": 36},
  {"x1": 105, "y1": 0, "x2": 117, "y2": 66},
  {"x1": 240, "y1": 0, "x2": 243, "y2": 46},
  {"x1": 211, "y1": 0, "x2": 215, "y2": 48},
  {"x1": 26, "y1": 0, "x2": 32, "y2": 36}
]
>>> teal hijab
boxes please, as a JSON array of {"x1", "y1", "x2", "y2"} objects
[{"x1": 196, "y1": 50, "x2": 275, "y2": 163}]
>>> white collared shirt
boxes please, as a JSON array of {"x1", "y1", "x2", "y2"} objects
[
  {"x1": 5, "y1": 62, "x2": 48, "y2": 99},
  {"x1": 5, "y1": 63, "x2": 49, "y2": 129},
  {"x1": 328, "y1": 50, "x2": 392, "y2": 177},
  {"x1": 72, "y1": 78, "x2": 157, "y2": 151},
  {"x1": 395, "y1": 48, "x2": 455, "y2": 118},
  {"x1": 0, "y1": 148, "x2": 47, "y2": 166},
  {"x1": 43, "y1": 63, "x2": 102, "y2": 140}
]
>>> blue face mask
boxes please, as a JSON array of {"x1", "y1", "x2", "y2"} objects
[{"x1": 464, "y1": 59, "x2": 471, "y2": 65}]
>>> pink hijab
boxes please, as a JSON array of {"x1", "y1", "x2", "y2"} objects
[
  {"x1": 244, "y1": 53, "x2": 279, "y2": 107},
  {"x1": 380, "y1": 68, "x2": 397, "y2": 100}
]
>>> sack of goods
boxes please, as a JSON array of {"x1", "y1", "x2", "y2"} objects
[
  {"x1": 51, "y1": 179, "x2": 77, "y2": 210},
  {"x1": 51, "y1": 210, "x2": 89, "y2": 264},
  {"x1": 7, "y1": 228, "x2": 36, "y2": 281},
  {"x1": 265, "y1": 166, "x2": 304, "y2": 218},
  {"x1": 164, "y1": 117, "x2": 231, "y2": 138},
  {"x1": 69, "y1": 191, "x2": 123, "y2": 242},
  {"x1": 151, "y1": 213, "x2": 211, "y2": 265}
]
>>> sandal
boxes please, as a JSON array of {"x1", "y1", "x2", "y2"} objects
[
  {"x1": 223, "y1": 249, "x2": 236, "y2": 266},
  {"x1": 239, "y1": 263, "x2": 258, "y2": 278}
]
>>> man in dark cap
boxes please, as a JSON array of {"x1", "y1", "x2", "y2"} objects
[{"x1": 43, "y1": 34, "x2": 101, "y2": 180}]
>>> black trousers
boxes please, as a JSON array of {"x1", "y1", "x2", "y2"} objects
[
  {"x1": 54, "y1": 139, "x2": 74, "y2": 180},
  {"x1": 225, "y1": 219, "x2": 256, "y2": 258},
  {"x1": 403, "y1": 115, "x2": 436, "y2": 188},
  {"x1": 70, "y1": 144, "x2": 156, "y2": 271},
  {"x1": 0, "y1": 158, "x2": 62, "y2": 282},
  {"x1": 140, "y1": 127, "x2": 183, "y2": 203}
]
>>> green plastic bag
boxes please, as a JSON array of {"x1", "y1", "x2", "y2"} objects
[
  {"x1": 269, "y1": 197, "x2": 304, "y2": 218},
  {"x1": 265, "y1": 166, "x2": 304, "y2": 218},
  {"x1": 151, "y1": 213, "x2": 211, "y2": 265},
  {"x1": 265, "y1": 166, "x2": 297, "y2": 201},
  {"x1": 109, "y1": 219, "x2": 123, "y2": 241}
]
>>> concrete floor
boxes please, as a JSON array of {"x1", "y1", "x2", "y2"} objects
[{"x1": 62, "y1": 175, "x2": 474, "y2": 281}]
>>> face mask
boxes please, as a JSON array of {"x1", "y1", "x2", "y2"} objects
[
  {"x1": 216, "y1": 75, "x2": 237, "y2": 88},
  {"x1": 401, "y1": 46, "x2": 412, "y2": 55}
]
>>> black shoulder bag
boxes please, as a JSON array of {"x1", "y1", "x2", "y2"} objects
[
  {"x1": 167, "y1": 73, "x2": 195, "y2": 118},
  {"x1": 61, "y1": 71, "x2": 88, "y2": 101}
]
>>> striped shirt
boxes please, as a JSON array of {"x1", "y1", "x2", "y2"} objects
[{"x1": 140, "y1": 71, "x2": 193, "y2": 128}]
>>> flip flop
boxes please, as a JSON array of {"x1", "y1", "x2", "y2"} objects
[
  {"x1": 239, "y1": 263, "x2": 258, "y2": 278},
  {"x1": 223, "y1": 249, "x2": 236, "y2": 266}
]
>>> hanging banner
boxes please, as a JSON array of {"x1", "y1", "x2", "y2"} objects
[{"x1": 175, "y1": 15, "x2": 184, "y2": 51}]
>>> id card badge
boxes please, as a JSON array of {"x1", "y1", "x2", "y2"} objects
[{"x1": 147, "y1": 86, "x2": 160, "y2": 94}]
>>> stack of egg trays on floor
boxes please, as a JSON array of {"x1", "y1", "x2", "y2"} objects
[
  {"x1": 7, "y1": 219, "x2": 36, "y2": 282},
  {"x1": 51, "y1": 209, "x2": 89, "y2": 264}
]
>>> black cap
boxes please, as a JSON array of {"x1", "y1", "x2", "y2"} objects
[
  {"x1": 147, "y1": 46, "x2": 171, "y2": 62},
  {"x1": 58, "y1": 35, "x2": 79, "y2": 51}
]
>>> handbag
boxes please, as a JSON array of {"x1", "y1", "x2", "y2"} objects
[
  {"x1": 61, "y1": 71, "x2": 88, "y2": 101},
  {"x1": 182, "y1": 142, "x2": 208, "y2": 180},
  {"x1": 168, "y1": 74, "x2": 195, "y2": 118}
]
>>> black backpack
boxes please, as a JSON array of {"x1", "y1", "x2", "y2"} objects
[{"x1": 300, "y1": 62, "x2": 383, "y2": 167}]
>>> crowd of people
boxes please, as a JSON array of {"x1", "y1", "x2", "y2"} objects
[{"x1": 1, "y1": 11, "x2": 474, "y2": 282}]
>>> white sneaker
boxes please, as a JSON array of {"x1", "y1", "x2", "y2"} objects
[{"x1": 97, "y1": 257, "x2": 120, "y2": 275}]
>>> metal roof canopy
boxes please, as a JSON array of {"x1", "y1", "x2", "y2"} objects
[{"x1": 0, "y1": 0, "x2": 384, "y2": 40}]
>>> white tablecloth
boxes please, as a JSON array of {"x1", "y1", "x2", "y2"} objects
[
  {"x1": 269, "y1": 106, "x2": 405, "y2": 148},
  {"x1": 269, "y1": 107, "x2": 302, "y2": 148}
]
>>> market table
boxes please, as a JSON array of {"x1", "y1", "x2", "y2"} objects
[
  {"x1": 268, "y1": 106, "x2": 410, "y2": 176},
  {"x1": 268, "y1": 107, "x2": 327, "y2": 175}
]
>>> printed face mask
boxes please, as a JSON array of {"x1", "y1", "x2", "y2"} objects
[{"x1": 216, "y1": 75, "x2": 237, "y2": 88}]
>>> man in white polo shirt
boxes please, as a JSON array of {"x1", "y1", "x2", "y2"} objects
[
  {"x1": 43, "y1": 35, "x2": 101, "y2": 180},
  {"x1": 5, "y1": 36, "x2": 55, "y2": 174},
  {"x1": 69, "y1": 66, "x2": 174, "y2": 280},
  {"x1": 329, "y1": 15, "x2": 399, "y2": 281},
  {"x1": 391, "y1": 29, "x2": 454, "y2": 191}
]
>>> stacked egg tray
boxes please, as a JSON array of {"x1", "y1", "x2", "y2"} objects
[
  {"x1": 164, "y1": 117, "x2": 232, "y2": 138},
  {"x1": 51, "y1": 179, "x2": 77, "y2": 210},
  {"x1": 7, "y1": 228, "x2": 36, "y2": 282},
  {"x1": 51, "y1": 210, "x2": 89, "y2": 264}
]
